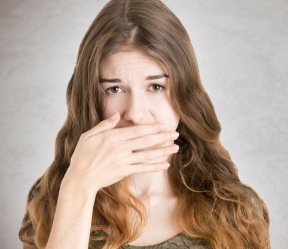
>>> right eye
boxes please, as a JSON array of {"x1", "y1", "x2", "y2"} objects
[{"x1": 105, "y1": 86, "x2": 124, "y2": 95}]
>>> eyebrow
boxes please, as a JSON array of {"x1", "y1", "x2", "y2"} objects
[{"x1": 99, "y1": 73, "x2": 169, "y2": 83}]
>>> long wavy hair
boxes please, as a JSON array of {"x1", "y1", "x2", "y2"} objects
[{"x1": 19, "y1": 0, "x2": 270, "y2": 248}]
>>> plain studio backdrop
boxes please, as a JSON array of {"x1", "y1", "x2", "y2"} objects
[{"x1": 0, "y1": 0, "x2": 287, "y2": 248}]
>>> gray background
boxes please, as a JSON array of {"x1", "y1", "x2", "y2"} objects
[{"x1": 0, "y1": 0, "x2": 287, "y2": 248}]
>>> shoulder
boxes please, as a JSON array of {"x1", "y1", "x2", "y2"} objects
[{"x1": 241, "y1": 184, "x2": 269, "y2": 220}]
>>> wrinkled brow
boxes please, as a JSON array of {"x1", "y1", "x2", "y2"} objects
[{"x1": 99, "y1": 74, "x2": 169, "y2": 83}]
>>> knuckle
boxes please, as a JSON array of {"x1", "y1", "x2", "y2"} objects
[
  {"x1": 117, "y1": 141, "x2": 130, "y2": 153},
  {"x1": 163, "y1": 147, "x2": 170, "y2": 156},
  {"x1": 129, "y1": 164, "x2": 140, "y2": 174},
  {"x1": 143, "y1": 135, "x2": 152, "y2": 145},
  {"x1": 107, "y1": 128, "x2": 117, "y2": 138},
  {"x1": 153, "y1": 165, "x2": 160, "y2": 171},
  {"x1": 101, "y1": 129, "x2": 109, "y2": 139},
  {"x1": 143, "y1": 150, "x2": 152, "y2": 161},
  {"x1": 102, "y1": 137, "x2": 113, "y2": 149},
  {"x1": 98, "y1": 132, "x2": 111, "y2": 148},
  {"x1": 119, "y1": 142, "x2": 130, "y2": 155},
  {"x1": 79, "y1": 133, "x2": 85, "y2": 140},
  {"x1": 99, "y1": 130, "x2": 106, "y2": 139},
  {"x1": 131, "y1": 163, "x2": 142, "y2": 172},
  {"x1": 102, "y1": 130, "x2": 116, "y2": 143},
  {"x1": 134, "y1": 126, "x2": 143, "y2": 134},
  {"x1": 80, "y1": 133, "x2": 89, "y2": 141},
  {"x1": 165, "y1": 132, "x2": 172, "y2": 141},
  {"x1": 146, "y1": 165, "x2": 158, "y2": 172},
  {"x1": 142, "y1": 165, "x2": 152, "y2": 173}
]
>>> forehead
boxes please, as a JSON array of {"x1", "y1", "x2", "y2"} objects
[{"x1": 99, "y1": 49, "x2": 166, "y2": 76}]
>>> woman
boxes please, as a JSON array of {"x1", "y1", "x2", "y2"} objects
[{"x1": 18, "y1": 0, "x2": 270, "y2": 248}]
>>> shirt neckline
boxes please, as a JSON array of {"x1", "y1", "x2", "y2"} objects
[
  {"x1": 125, "y1": 232, "x2": 183, "y2": 247},
  {"x1": 96, "y1": 230, "x2": 184, "y2": 247}
]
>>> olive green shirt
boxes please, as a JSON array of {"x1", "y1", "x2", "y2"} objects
[{"x1": 91, "y1": 230, "x2": 210, "y2": 249}]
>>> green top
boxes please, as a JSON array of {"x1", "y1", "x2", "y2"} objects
[{"x1": 91, "y1": 230, "x2": 210, "y2": 249}]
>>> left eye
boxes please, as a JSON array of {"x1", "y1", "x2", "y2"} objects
[
  {"x1": 105, "y1": 86, "x2": 123, "y2": 94},
  {"x1": 149, "y1": 84, "x2": 165, "y2": 92}
]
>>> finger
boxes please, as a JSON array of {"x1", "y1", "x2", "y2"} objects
[
  {"x1": 126, "y1": 131, "x2": 179, "y2": 151},
  {"x1": 86, "y1": 112, "x2": 120, "y2": 137},
  {"x1": 129, "y1": 162, "x2": 171, "y2": 174},
  {"x1": 113, "y1": 123, "x2": 167, "y2": 141},
  {"x1": 129, "y1": 144, "x2": 179, "y2": 163}
]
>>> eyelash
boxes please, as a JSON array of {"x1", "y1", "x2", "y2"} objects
[{"x1": 104, "y1": 84, "x2": 165, "y2": 95}]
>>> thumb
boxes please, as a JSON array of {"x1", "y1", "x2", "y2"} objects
[{"x1": 87, "y1": 112, "x2": 120, "y2": 136}]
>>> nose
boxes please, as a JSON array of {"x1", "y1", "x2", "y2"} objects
[{"x1": 123, "y1": 93, "x2": 150, "y2": 125}]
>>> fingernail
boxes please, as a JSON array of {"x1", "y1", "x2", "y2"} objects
[
  {"x1": 171, "y1": 145, "x2": 179, "y2": 152},
  {"x1": 110, "y1": 112, "x2": 118, "y2": 120},
  {"x1": 162, "y1": 162, "x2": 170, "y2": 168},
  {"x1": 171, "y1": 132, "x2": 179, "y2": 139}
]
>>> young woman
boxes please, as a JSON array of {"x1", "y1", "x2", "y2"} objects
[{"x1": 18, "y1": 0, "x2": 270, "y2": 248}]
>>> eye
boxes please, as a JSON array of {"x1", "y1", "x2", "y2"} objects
[
  {"x1": 149, "y1": 84, "x2": 165, "y2": 93},
  {"x1": 105, "y1": 86, "x2": 124, "y2": 95}
]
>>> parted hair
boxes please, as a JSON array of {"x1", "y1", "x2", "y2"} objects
[{"x1": 19, "y1": 0, "x2": 270, "y2": 248}]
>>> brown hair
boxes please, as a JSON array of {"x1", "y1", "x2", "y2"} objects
[{"x1": 19, "y1": 0, "x2": 270, "y2": 248}]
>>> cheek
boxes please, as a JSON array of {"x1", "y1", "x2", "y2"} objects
[{"x1": 151, "y1": 96, "x2": 179, "y2": 128}]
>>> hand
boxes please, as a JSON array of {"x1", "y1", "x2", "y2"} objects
[{"x1": 61, "y1": 112, "x2": 179, "y2": 195}]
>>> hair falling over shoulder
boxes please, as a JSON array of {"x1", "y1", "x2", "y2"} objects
[{"x1": 19, "y1": 0, "x2": 270, "y2": 248}]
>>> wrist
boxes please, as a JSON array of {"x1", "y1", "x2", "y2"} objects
[{"x1": 59, "y1": 178, "x2": 98, "y2": 203}]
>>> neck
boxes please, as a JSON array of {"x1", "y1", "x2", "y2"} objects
[{"x1": 126, "y1": 153, "x2": 175, "y2": 202}]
